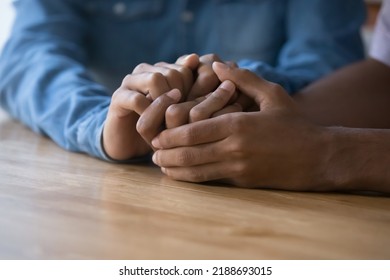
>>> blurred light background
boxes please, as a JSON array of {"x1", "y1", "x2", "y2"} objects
[{"x1": 0, "y1": 0, "x2": 15, "y2": 53}]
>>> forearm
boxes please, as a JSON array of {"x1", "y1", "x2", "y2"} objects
[
  {"x1": 0, "y1": 54, "x2": 111, "y2": 158},
  {"x1": 322, "y1": 127, "x2": 390, "y2": 193},
  {"x1": 0, "y1": 0, "x2": 112, "y2": 160},
  {"x1": 294, "y1": 59, "x2": 390, "y2": 128}
]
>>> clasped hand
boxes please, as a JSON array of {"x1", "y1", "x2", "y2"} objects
[
  {"x1": 103, "y1": 54, "x2": 329, "y2": 191},
  {"x1": 102, "y1": 54, "x2": 244, "y2": 161}
]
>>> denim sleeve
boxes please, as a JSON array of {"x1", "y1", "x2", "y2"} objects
[
  {"x1": 238, "y1": 0, "x2": 366, "y2": 94},
  {"x1": 0, "y1": 0, "x2": 112, "y2": 160}
]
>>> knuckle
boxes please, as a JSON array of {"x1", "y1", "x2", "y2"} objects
[
  {"x1": 165, "y1": 69, "x2": 181, "y2": 83},
  {"x1": 181, "y1": 126, "x2": 198, "y2": 145},
  {"x1": 132, "y1": 63, "x2": 149, "y2": 73},
  {"x1": 229, "y1": 114, "x2": 247, "y2": 133},
  {"x1": 225, "y1": 114, "x2": 237, "y2": 131},
  {"x1": 179, "y1": 65, "x2": 191, "y2": 75},
  {"x1": 110, "y1": 91, "x2": 123, "y2": 109},
  {"x1": 270, "y1": 83, "x2": 286, "y2": 99},
  {"x1": 187, "y1": 169, "x2": 206, "y2": 182},
  {"x1": 154, "y1": 61, "x2": 166, "y2": 67},
  {"x1": 176, "y1": 54, "x2": 187, "y2": 62},
  {"x1": 203, "y1": 71, "x2": 219, "y2": 84},
  {"x1": 197, "y1": 72, "x2": 219, "y2": 92},
  {"x1": 148, "y1": 72, "x2": 165, "y2": 85},
  {"x1": 166, "y1": 104, "x2": 185, "y2": 121},
  {"x1": 200, "y1": 68, "x2": 216, "y2": 78},
  {"x1": 173, "y1": 65, "x2": 185, "y2": 73},
  {"x1": 178, "y1": 66, "x2": 193, "y2": 80},
  {"x1": 121, "y1": 74, "x2": 132, "y2": 86},
  {"x1": 268, "y1": 82, "x2": 283, "y2": 93},
  {"x1": 232, "y1": 161, "x2": 248, "y2": 178},
  {"x1": 129, "y1": 93, "x2": 144, "y2": 108},
  {"x1": 189, "y1": 106, "x2": 205, "y2": 122},
  {"x1": 176, "y1": 150, "x2": 195, "y2": 166},
  {"x1": 224, "y1": 120, "x2": 250, "y2": 155},
  {"x1": 265, "y1": 82, "x2": 287, "y2": 103},
  {"x1": 227, "y1": 137, "x2": 246, "y2": 155},
  {"x1": 111, "y1": 88, "x2": 121, "y2": 100}
]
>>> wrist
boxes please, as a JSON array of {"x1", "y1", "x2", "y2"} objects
[
  {"x1": 304, "y1": 126, "x2": 336, "y2": 191},
  {"x1": 317, "y1": 127, "x2": 346, "y2": 191},
  {"x1": 316, "y1": 126, "x2": 361, "y2": 191},
  {"x1": 320, "y1": 127, "x2": 386, "y2": 192}
]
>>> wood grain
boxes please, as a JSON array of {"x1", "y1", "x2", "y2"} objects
[{"x1": 0, "y1": 109, "x2": 389, "y2": 259}]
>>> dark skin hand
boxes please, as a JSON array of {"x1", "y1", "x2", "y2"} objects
[
  {"x1": 102, "y1": 54, "x2": 199, "y2": 160},
  {"x1": 152, "y1": 62, "x2": 329, "y2": 191},
  {"x1": 103, "y1": 53, "x2": 244, "y2": 160},
  {"x1": 151, "y1": 61, "x2": 390, "y2": 193}
]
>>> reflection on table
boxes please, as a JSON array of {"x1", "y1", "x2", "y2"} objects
[{"x1": 0, "y1": 109, "x2": 389, "y2": 259}]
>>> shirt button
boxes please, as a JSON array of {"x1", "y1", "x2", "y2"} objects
[
  {"x1": 113, "y1": 2, "x2": 127, "y2": 15},
  {"x1": 181, "y1": 11, "x2": 194, "y2": 23}
]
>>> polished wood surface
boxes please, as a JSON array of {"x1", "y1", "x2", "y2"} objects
[{"x1": 0, "y1": 109, "x2": 389, "y2": 259}]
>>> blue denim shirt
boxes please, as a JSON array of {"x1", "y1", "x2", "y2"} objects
[{"x1": 0, "y1": 0, "x2": 365, "y2": 160}]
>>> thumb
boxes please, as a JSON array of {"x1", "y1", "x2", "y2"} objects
[
  {"x1": 212, "y1": 62, "x2": 292, "y2": 110},
  {"x1": 176, "y1": 53, "x2": 200, "y2": 70}
]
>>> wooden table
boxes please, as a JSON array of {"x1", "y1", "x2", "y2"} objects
[{"x1": 0, "y1": 109, "x2": 389, "y2": 260}]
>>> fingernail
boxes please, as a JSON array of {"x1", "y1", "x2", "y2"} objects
[
  {"x1": 152, "y1": 152, "x2": 157, "y2": 164},
  {"x1": 213, "y1": 61, "x2": 229, "y2": 70},
  {"x1": 166, "y1": 89, "x2": 181, "y2": 101},
  {"x1": 161, "y1": 167, "x2": 167, "y2": 174},
  {"x1": 152, "y1": 138, "x2": 162, "y2": 149},
  {"x1": 219, "y1": 80, "x2": 235, "y2": 92}
]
